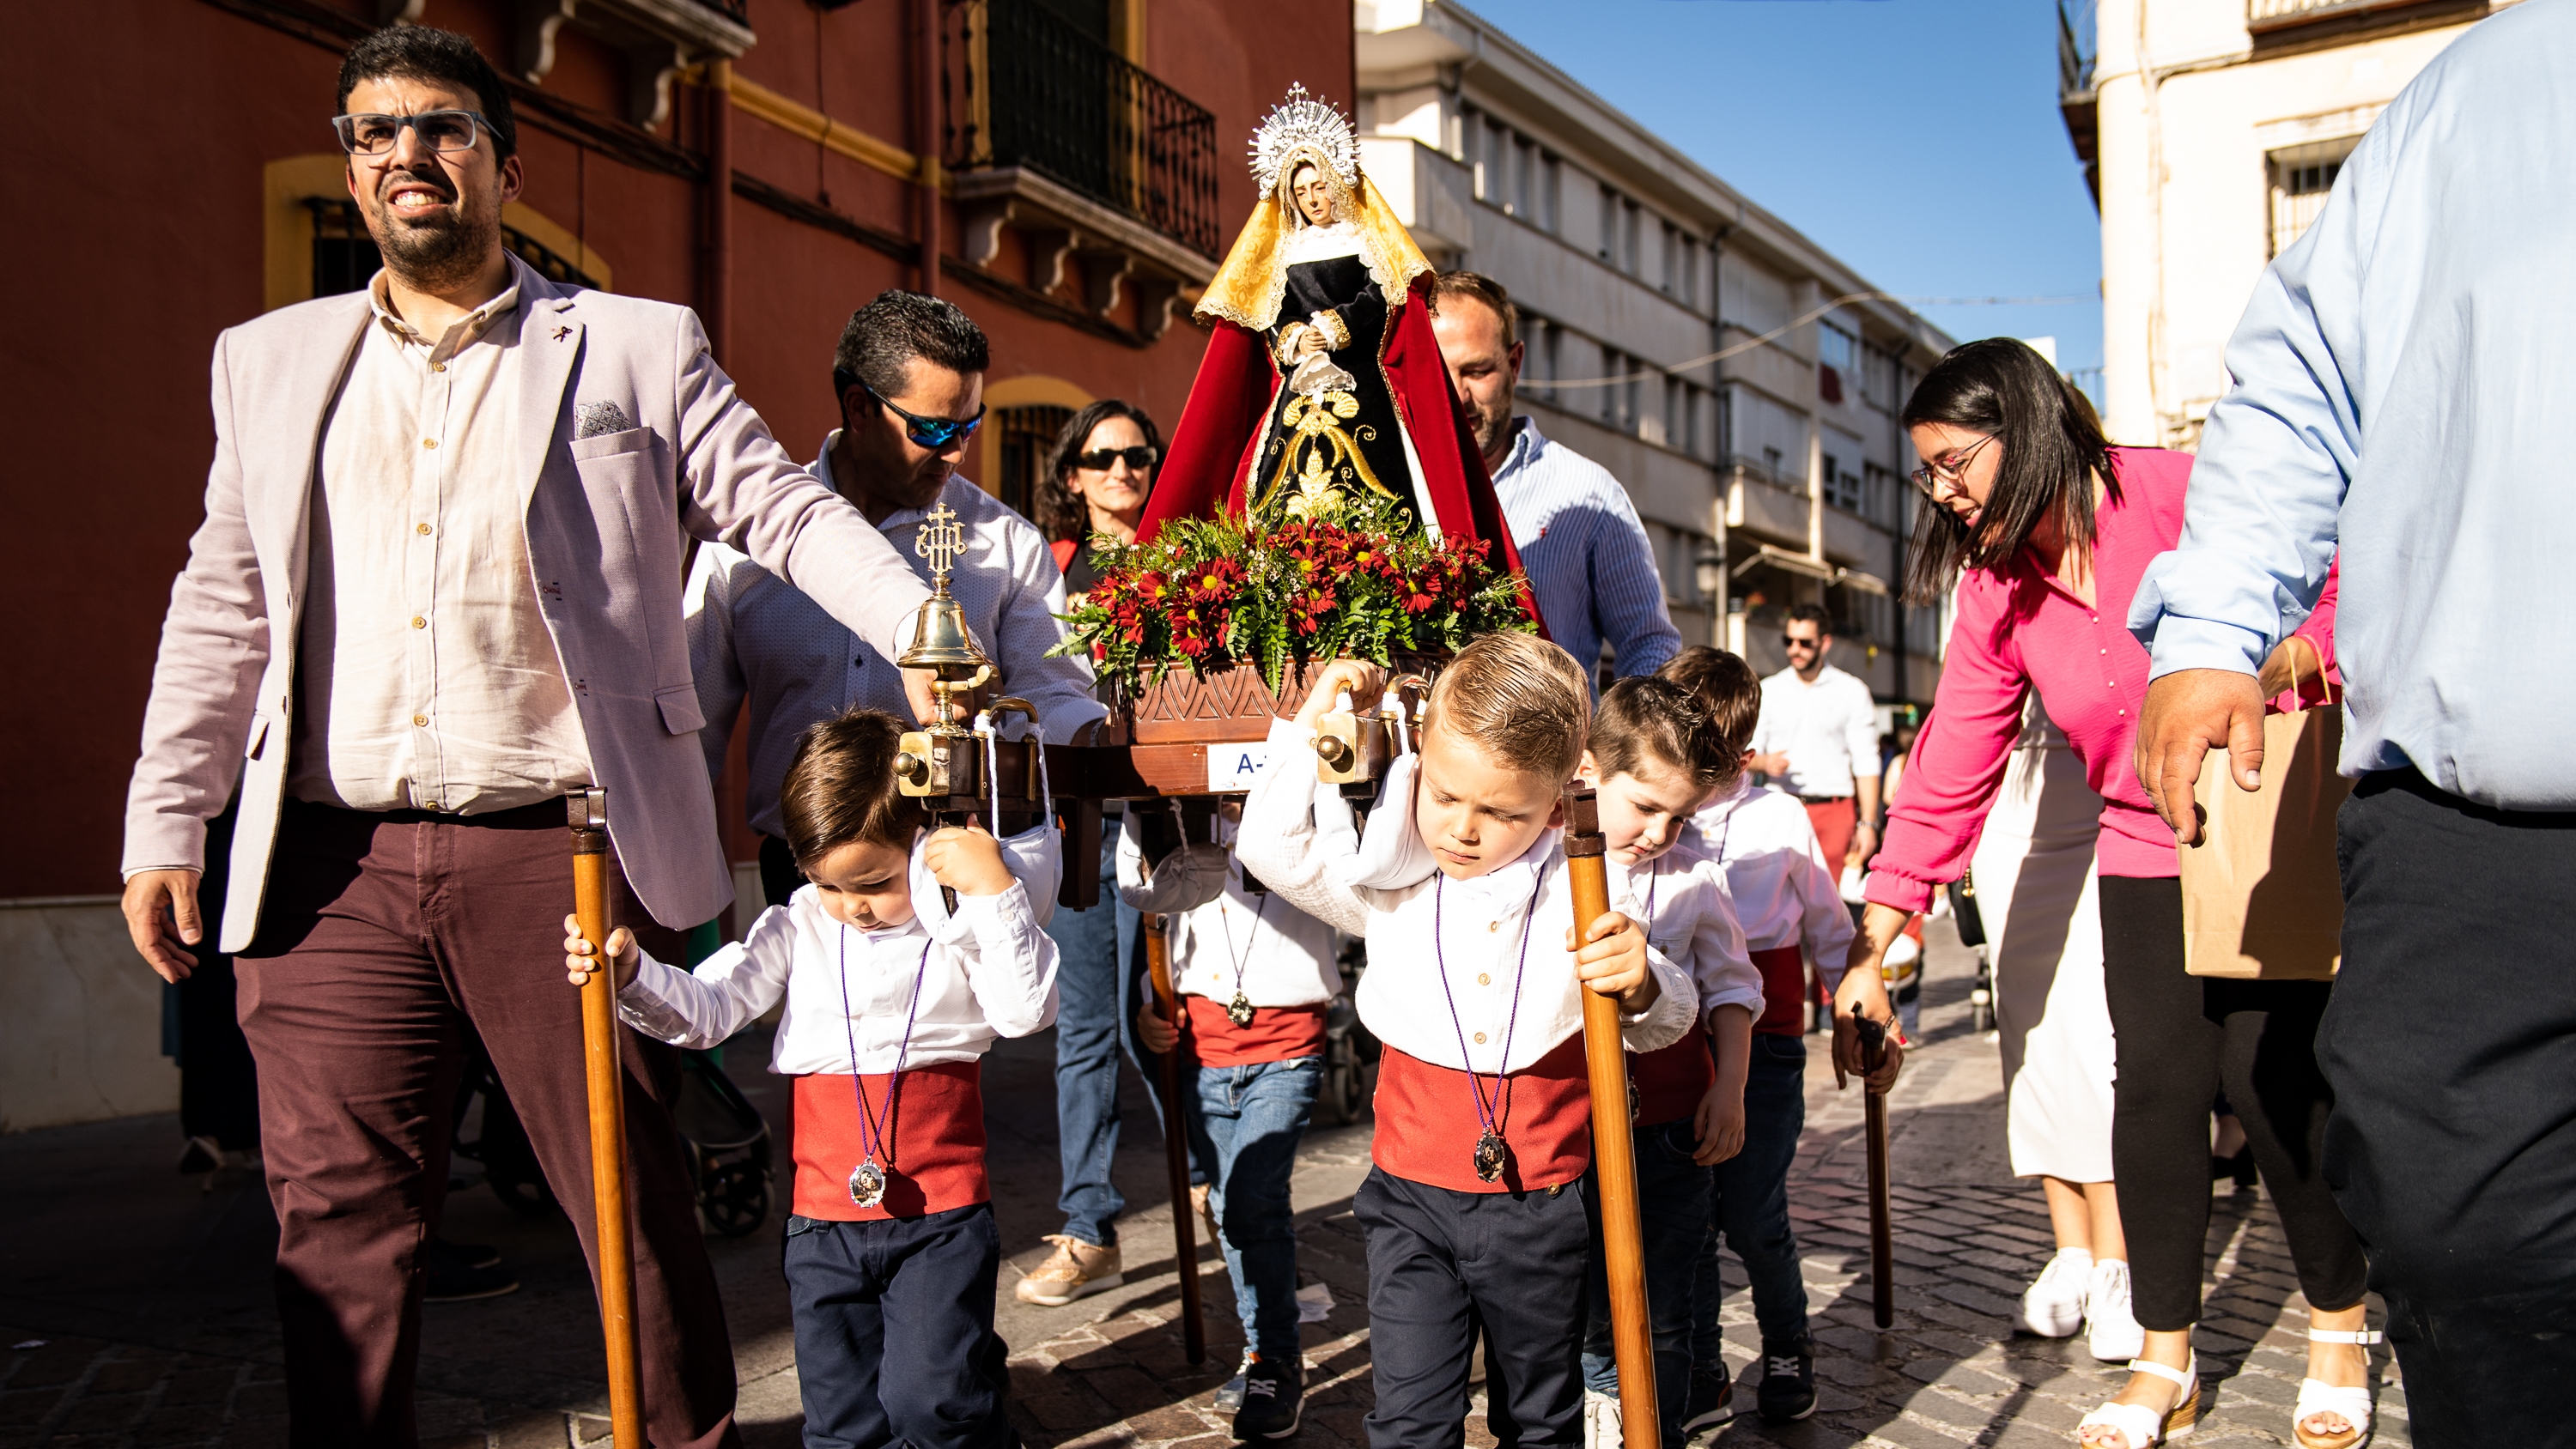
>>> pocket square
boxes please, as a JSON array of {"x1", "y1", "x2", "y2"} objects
[{"x1": 576, "y1": 401, "x2": 633, "y2": 439}]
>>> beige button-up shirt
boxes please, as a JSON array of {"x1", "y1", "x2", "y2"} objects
[{"x1": 287, "y1": 270, "x2": 592, "y2": 814}]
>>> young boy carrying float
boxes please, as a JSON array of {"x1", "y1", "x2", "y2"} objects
[
  {"x1": 1236, "y1": 633, "x2": 1700, "y2": 1448},
  {"x1": 1569, "y1": 676, "x2": 1765, "y2": 1446},
  {"x1": 564, "y1": 710, "x2": 1057, "y2": 1449}
]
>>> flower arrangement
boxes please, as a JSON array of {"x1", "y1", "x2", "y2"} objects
[{"x1": 1051, "y1": 491, "x2": 1534, "y2": 696}]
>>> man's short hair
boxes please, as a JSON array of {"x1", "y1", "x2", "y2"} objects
[
  {"x1": 1425, "y1": 271, "x2": 1519, "y2": 355},
  {"x1": 779, "y1": 710, "x2": 931, "y2": 869},
  {"x1": 1423, "y1": 632, "x2": 1589, "y2": 781},
  {"x1": 1656, "y1": 646, "x2": 1762, "y2": 778},
  {"x1": 832, "y1": 290, "x2": 991, "y2": 403},
  {"x1": 1784, "y1": 603, "x2": 1834, "y2": 635},
  {"x1": 1593, "y1": 676, "x2": 1727, "y2": 792},
  {"x1": 337, "y1": 27, "x2": 519, "y2": 161}
]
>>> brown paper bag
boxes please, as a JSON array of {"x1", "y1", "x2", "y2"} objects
[{"x1": 2178, "y1": 647, "x2": 2352, "y2": 980}]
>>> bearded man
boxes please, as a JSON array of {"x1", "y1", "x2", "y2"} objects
[
  {"x1": 1425, "y1": 270, "x2": 1679, "y2": 690},
  {"x1": 118, "y1": 26, "x2": 941, "y2": 1447}
]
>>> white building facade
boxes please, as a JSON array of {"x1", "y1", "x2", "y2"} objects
[
  {"x1": 1356, "y1": 0, "x2": 1955, "y2": 709},
  {"x1": 2063, "y1": 0, "x2": 2512, "y2": 448}
]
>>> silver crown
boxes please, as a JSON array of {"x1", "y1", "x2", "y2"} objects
[{"x1": 1249, "y1": 83, "x2": 1359, "y2": 196}]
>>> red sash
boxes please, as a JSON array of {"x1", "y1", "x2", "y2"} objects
[
  {"x1": 1752, "y1": 944, "x2": 1808, "y2": 1037},
  {"x1": 791, "y1": 1061, "x2": 988, "y2": 1221},
  {"x1": 1629, "y1": 1032, "x2": 1716, "y2": 1126},
  {"x1": 1372, "y1": 1035, "x2": 1591, "y2": 1192},
  {"x1": 1184, "y1": 996, "x2": 1327, "y2": 1066}
]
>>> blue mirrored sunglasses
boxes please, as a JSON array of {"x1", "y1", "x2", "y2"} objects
[{"x1": 837, "y1": 371, "x2": 986, "y2": 450}]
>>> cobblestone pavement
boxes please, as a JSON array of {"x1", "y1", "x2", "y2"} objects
[{"x1": 0, "y1": 921, "x2": 2403, "y2": 1447}]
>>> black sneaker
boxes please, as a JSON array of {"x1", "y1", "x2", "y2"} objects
[
  {"x1": 1214, "y1": 1349, "x2": 1258, "y2": 1412},
  {"x1": 1232, "y1": 1357, "x2": 1303, "y2": 1440},
  {"x1": 1756, "y1": 1337, "x2": 1815, "y2": 1422},
  {"x1": 1681, "y1": 1368, "x2": 1735, "y2": 1433},
  {"x1": 423, "y1": 1238, "x2": 519, "y2": 1302}
]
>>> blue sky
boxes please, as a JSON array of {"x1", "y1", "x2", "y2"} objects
[{"x1": 1465, "y1": 0, "x2": 2103, "y2": 386}]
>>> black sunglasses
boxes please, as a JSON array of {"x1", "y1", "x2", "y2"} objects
[
  {"x1": 1781, "y1": 634, "x2": 1823, "y2": 649},
  {"x1": 836, "y1": 371, "x2": 985, "y2": 450},
  {"x1": 1075, "y1": 446, "x2": 1158, "y2": 472}
]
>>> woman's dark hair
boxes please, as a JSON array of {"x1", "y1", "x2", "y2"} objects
[
  {"x1": 337, "y1": 27, "x2": 518, "y2": 160},
  {"x1": 1038, "y1": 400, "x2": 1163, "y2": 543},
  {"x1": 1898, "y1": 337, "x2": 2116, "y2": 603},
  {"x1": 779, "y1": 710, "x2": 929, "y2": 869}
]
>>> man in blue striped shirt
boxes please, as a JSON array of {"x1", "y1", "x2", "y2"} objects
[{"x1": 1426, "y1": 273, "x2": 1680, "y2": 690}]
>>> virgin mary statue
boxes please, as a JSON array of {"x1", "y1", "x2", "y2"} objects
[{"x1": 1137, "y1": 86, "x2": 1519, "y2": 554}]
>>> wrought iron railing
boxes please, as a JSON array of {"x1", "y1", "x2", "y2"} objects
[
  {"x1": 2059, "y1": 0, "x2": 2098, "y2": 100},
  {"x1": 945, "y1": 0, "x2": 1222, "y2": 258}
]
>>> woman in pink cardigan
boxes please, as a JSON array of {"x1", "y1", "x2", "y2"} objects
[{"x1": 1832, "y1": 342, "x2": 2373, "y2": 1449}]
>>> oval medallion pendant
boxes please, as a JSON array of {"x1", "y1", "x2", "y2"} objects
[
  {"x1": 1227, "y1": 993, "x2": 1257, "y2": 1028},
  {"x1": 1473, "y1": 1129, "x2": 1509, "y2": 1184},
  {"x1": 848, "y1": 1159, "x2": 888, "y2": 1209}
]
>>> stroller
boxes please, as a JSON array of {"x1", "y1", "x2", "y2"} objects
[{"x1": 452, "y1": 1040, "x2": 775, "y2": 1238}]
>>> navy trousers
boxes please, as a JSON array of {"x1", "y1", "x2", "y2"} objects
[
  {"x1": 1356, "y1": 1166, "x2": 1592, "y2": 1449},
  {"x1": 2324, "y1": 768, "x2": 2576, "y2": 1446},
  {"x1": 783, "y1": 1205, "x2": 1018, "y2": 1449},
  {"x1": 1581, "y1": 1119, "x2": 1714, "y2": 1443}
]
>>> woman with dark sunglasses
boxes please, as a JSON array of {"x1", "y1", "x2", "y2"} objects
[
  {"x1": 1833, "y1": 340, "x2": 2371, "y2": 1449},
  {"x1": 1039, "y1": 400, "x2": 1163, "y2": 603}
]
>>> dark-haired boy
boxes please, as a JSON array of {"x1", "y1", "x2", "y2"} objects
[
  {"x1": 1660, "y1": 646, "x2": 1854, "y2": 1427},
  {"x1": 1572, "y1": 676, "x2": 1763, "y2": 1446},
  {"x1": 567, "y1": 710, "x2": 1059, "y2": 1449}
]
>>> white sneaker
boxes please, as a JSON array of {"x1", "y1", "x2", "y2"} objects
[
  {"x1": 2018, "y1": 1246, "x2": 2093, "y2": 1337},
  {"x1": 1583, "y1": 1389, "x2": 1622, "y2": 1449},
  {"x1": 2085, "y1": 1257, "x2": 2147, "y2": 1362}
]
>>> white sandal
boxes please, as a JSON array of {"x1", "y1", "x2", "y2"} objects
[
  {"x1": 2075, "y1": 1354, "x2": 2198, "y2": 1447},
  {"x1": 2293, "y1": 1327, "x2": 2381, "y2": 1449}
]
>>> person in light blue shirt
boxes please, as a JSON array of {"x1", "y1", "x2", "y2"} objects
[
  {"x1": 2129, "y1": 4, "x2": 2576, "y2": 1439},
  {"x1": 1425, "y1": 272, "x2": 1680, "y2": 691}
]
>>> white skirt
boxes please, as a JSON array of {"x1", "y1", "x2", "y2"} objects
[{"x1": 1968, "y1": 698, "x2": 2117, "y2": 1183}]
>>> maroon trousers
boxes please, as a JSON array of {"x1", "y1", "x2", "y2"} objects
[{"x1": 236, "y1": 799, "x2": 740, "y2": 1449}]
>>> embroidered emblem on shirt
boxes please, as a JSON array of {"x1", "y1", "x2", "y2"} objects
[{"x1": 576, "y1": 401, "x2": 632, "y2": 439}]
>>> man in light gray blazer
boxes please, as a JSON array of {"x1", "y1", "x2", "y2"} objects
[{"x1": 118, "y1": 28, "x2": 937, "y2": 1449}]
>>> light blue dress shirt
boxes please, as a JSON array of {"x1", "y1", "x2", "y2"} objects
[
  {"x1": 2127, "y1": 0, "x2": 2576, "y2": 809},
  {"x1": 1487, "y1": 416, "x2": 1681, "y2": 691}
]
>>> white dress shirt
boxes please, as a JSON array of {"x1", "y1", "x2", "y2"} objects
[
  {"x1": 687, "y1": 443, "x2": 1106, "y2": 838},
  {"x1": 1612, "y1": 833, "x2": 1763, "y2": 1028},
  {"x1": 2126, "y1": 0, "x2": 2576, "y2": 808},
  {"x1": 1691, "y1": 778, "x2": 1855, "y2": 982},
  {"x1": 1116, "y1": 806, "x2": 1345, "y2": 1009},
  {"x1": 1753, "y1": 663, "x2": 1880, "y2": 799},
  {"x1": 1235, "y1": 719, "x2": 1696, "y2": 1071},
  {"x1": 616, "y1": 823, "x2": 1060, "y2": 1073},
  {"x1": 290, "y1": 271, "x2": 592, "y2": 813}
]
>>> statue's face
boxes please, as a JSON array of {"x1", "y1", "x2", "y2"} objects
[{"x1": 1291, "y1": 163, "x2": 1334, "y2": 227}]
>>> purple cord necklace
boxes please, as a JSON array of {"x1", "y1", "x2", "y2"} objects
[
  {"x1": 1432, "y1": 863, "x2": 1546, "y2": 1183},
  {"x1": 837, "y1": 924, "x2": 933, "y2": 1209},
  {"x1": 1217, "y1": 881, "x2": 1269, "y2": 1028}
]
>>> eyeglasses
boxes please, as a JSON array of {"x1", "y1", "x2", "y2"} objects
[
  {"x1": 332, "y1": 110, "x2": 491, "y2": 156},
  {"x1": 837, "y1": 373, "x2": 986, "y2": 449},
  {"x1": 1781, "y1": 634, "x2": 1823, "y2": 650},
  {"x1": 1075, "y1": 446, "x2": 1158, "y2": 472},
  {"x1": 1908, "y1": 433, "x2": 1996, "y2": 498}
]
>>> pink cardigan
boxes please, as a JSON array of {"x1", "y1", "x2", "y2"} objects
[{"x1": 1865, "y1": 447, "x2": 2337, "y2": 914}]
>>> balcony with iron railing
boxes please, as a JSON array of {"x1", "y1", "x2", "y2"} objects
[
  {"x1": 2057, "y1": 0, "x2": 2100, "y2": 204},
  {"x1": 2245, "y1": 0, "x2": 2488, "y2": 45},
  {"x1": 944, "y1": 0, "x2": 1222, "y2": 264}
]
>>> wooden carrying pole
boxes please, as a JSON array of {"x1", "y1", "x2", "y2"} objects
[
  {"x1": 1143, "y1": 913, "x2": 1208, "y2": 1364},
  {"x1": 1564, "y1": 788, "x2": 1660, "y2": 1448},
  {"x1": 569, "y1": 790, "x2": 647, "y2": 1446},
  {"x1": 1855, "y1": 1006, "x2": 1895, "y2": 1329}
]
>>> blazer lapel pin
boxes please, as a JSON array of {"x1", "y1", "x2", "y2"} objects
[{"x1": 552, "y1": 324, "x2": 573, "y2": 343}]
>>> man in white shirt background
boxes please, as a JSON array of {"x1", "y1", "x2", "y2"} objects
[
  {"x1": 1748, "y1": 604, "x2": 1882, "y2": 877},
  {"x1": 686, "y1": 290, "x2": 1104, "y2": 908}
]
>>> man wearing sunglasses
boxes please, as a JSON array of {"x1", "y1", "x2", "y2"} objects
[
  {"x1": 118, "y1": 28, "x2": 945, "y2": 1449},
  {"x1": 687, "y1": 290, "x2": 1105, "y2": 909},
  {"x1": 1747, "y1": 605, "x2": 1883, "y2": 884}
]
